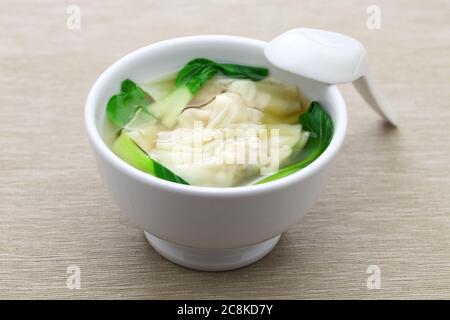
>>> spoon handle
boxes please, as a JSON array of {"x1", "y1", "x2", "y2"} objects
[{"x1": 353, "y1": 66, "x2": 398, "y2": 126}]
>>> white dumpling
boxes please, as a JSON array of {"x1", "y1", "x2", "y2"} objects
[
  {"x1": 187, "y1": 77, "x2": 227, "y2": 107},
  {"x1": 177, "y1": 91, "x2": 263, "y2": 129},
  {"x1": 206, "y1": 93, "x2": 252, "y2": 128},
  {"x1": 228, "y1": 79, "x2": 304, "y2": 118},
  {"x1": 146, "y1": 120, "x2": 306, "y2": 187},
  {"x1": 177, "y1": 108, "x2": 212, "y2": 128}
]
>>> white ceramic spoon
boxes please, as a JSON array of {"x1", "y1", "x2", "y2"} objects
[{"x1": 265, "y1": 28, "x2": 398, "y2": 126}]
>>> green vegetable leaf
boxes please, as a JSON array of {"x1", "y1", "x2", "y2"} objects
[
  {"x1": 256, "y1": 101, "x2": 333, "y2": 184},
  {"x1": 175, "y1": 58, "x2": 269, "y2": 94},
  {"x1": 107, "y1": 79, "x2": 152, "y2": 127},
  {"x1": 112, "y1": 132, "x2": 189, "y2": 185},
  {"x1": 217, "y1": 63, "x2": 268, "y2": 81},
  {"x1": 175, "y1": 58, "x2": 219, "y2": 95},
  {"x1": 112, "y1": 133, "x2": 155, "y2": 174},
  {"x1": 153, "y1": 161, "x2": 189, "y2": 185}
]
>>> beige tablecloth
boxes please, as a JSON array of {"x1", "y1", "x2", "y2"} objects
[{"x1": 1, "y1": 0, "x2": 449, "y2": 299}]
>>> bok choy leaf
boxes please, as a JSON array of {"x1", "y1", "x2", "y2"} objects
[
  {"x1": 106, "y1": 79, "x2": 153, "y2": 127},
  {"x1": 255, "y1": 101, "x2": 333, "y2": 184}
]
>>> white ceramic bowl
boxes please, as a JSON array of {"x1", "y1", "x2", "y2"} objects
[{"x1": 85, "y1": 35, "x2": 347, "y2": 271}]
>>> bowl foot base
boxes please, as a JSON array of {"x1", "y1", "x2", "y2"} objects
[{"x1": 144, "y1": 232, "x2": 281, "y2": 271}]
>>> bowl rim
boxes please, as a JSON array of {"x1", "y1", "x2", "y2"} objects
[{"x1": 85, "y1": 35, "x2": 347, "y2": 197}]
